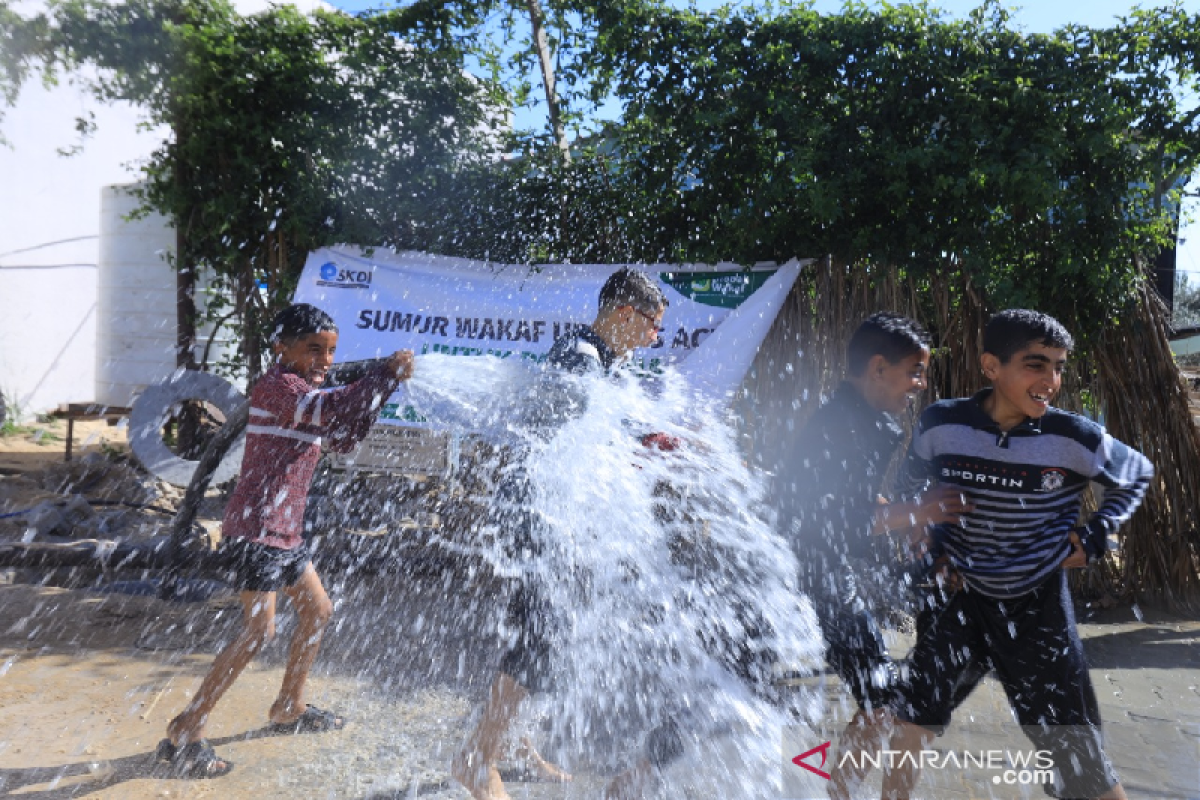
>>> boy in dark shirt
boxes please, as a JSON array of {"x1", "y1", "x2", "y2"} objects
[
  {"x1": 155, "y1": 303, "x2": 413, "y2": 778},
  {"x1": 453, "y1": 268, "x2": 668, "y2": 800},
  {"x1": 785, "y1": 312, "x2": 971, "y2": 799},
  {"x1": 885, "y1": 309, "x2": 1152, "y2": 800}
]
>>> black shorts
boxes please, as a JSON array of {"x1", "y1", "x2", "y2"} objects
[
  {"x1": 495, "y1": 465, "x2": 557, "y2": 693},
  {"x1": 497, "y1": 581, "x2": 556, "y2": 693},
  {"x1": 893, "y1": 571, "x2": 1118, "y2": 798},
  {"x1": 911, "y1": 585, "x2": 991, "y2": 717},
  {"x1": 221, "y1": 539, "x2": 312, "y2": 592}
]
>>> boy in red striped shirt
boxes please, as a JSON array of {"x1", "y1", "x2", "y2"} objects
[{"x1": 156, "y1": 303, "x2": 413, "y2": 778}]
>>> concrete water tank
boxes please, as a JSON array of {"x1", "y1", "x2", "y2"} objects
[{"x1": 95, "y1": 184, "x2": 240, "y2": 407}]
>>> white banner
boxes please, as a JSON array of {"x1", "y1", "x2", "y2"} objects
[{"x1": 292, "y1": 248, "x2": 802, "y2": 472}]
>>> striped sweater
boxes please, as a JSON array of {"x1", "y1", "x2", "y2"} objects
[
  {"x1": 902, "y1": 389, "x2": 1153, "y2": 598},
  {"x1": 222, "y1": 363, "x2": 400, "y2": 550}
]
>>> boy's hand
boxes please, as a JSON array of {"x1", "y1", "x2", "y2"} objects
[
  {"x1": 903, "y1": 525, "x2": 932, "y2": 559},
  {"x1": 1062, "y1": 531, "x2": 1088, "y2": 569},
  {"x1": 871, "y1": 486, "x2": 970, "y2": 536},
  {"x1": 932, "y1": 557, "x2": 964, "y2": 592},
  {"x1": 914, "y1": 485, "x2": 973, "y2": 526},
  {"x1": 387, "y1": 350, "x2": 415, "y2": 381}
]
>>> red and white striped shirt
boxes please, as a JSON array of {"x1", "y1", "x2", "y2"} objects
[{"x1": 222, "y1": 363, "x2": 400, "y2": 549}]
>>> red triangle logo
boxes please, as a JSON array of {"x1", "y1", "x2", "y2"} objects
[{"x1": 792, "y1": 741, "x2": 832, "y2": 781}]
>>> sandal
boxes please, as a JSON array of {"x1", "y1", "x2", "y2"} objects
[
  {"x1": 267, "y1": 704, "x2": 345, "y2": 735},
  {"x1": 154, "y1": 738, "x2": 234, "y2": 779}
]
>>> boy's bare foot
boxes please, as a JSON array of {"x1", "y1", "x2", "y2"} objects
[
  {"x1": 452, "y1": 750, "x2": 510, "y2": 800},
  {"x1": 513, "y1": 737, "x2": 573, "y2": 783}
]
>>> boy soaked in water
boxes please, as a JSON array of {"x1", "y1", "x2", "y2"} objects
[{"x1": 885, "y1": 309, "x2": 1152, "y2": 800}]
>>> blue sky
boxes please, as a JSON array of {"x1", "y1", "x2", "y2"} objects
[{"x1": 322, "y1": 0, "x2": 1199, "y2": 281}]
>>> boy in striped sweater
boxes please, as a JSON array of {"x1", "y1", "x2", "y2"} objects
[
  {"x1": 156, "y1": 303, "x2": 413, "y2": 778},
  {"x1": 885, "y1": 309, "x2": 1152, "y2": 800}
]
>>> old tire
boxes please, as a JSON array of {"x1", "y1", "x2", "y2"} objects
[{"x1": 129, "y1": 371, "x2": 247, "y2": 487}]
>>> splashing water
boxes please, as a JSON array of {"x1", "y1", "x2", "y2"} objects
[
  {"x1": 408, "y1": 354, "x2": 824, "y2": 795},
  {"x1": 403, "y1": 353, "x2": 540, "y2": 441}
]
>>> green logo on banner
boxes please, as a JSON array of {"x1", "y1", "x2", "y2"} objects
[
  {"x1": 660, "y1": 270, "x2": 774, "y2": 308},
  {"x1": 381, "y1": 403, "x2": 428, "y2": 423}
]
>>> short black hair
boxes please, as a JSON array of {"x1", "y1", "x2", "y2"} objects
[
  {"x1": 983, "y1": 309, "x2": 1074, "y2": 363},
  {"x1": 271, "y1": 303, "x2": 337, "y2": 344},
  {"x1": 846, "y1": 312, "x2": 931, "y2": 376},
  {"x1": 599, "y1": 267, "x2": 668, "y2": 314}
]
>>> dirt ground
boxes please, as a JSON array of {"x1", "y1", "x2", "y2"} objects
[
  {"x1": 0, "y1": 419, "x2": 456, "y2": 799},
  {"x1": 0, "y1": 419, "x2": 603, "y2": 800},
  {"x1": 0, "y1": 417, "x2": 128, "y2": 476},
  {"x1": 4, "y1": 572, "x2": 1200, "y2": 800},
  {"x1": 0, "y1": 573, "x2": 522, "y2": 800}
]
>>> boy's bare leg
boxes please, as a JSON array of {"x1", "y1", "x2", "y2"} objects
[
  {"x1": 880, "y1": 718, "x2": 934, "y2": 800},
  {"x1": 269, "y1": 566, "x2": 335, "y2": 725},
  {"x1": 1098, "y1": 783, "x2": 1128, "y2": 799},
  {"x1": 452, "y1": 672, "x2": 528, "y2": 800},
  {"x1": 829, "y1": 706, "x2": 891, "y2": 800},
  {"x1": 167, "y1": 590, "x2": 277, "y2": 748}
]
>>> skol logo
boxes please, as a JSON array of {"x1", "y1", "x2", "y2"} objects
[{"x1": 316, "y1": 262, "x2": 373, "y2": 289}]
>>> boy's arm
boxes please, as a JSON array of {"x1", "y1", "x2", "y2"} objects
[
  {"x1": 892, "y1": 413, "x2": 937, "y2": 504},
  {"x1": 872, "y1": 485, "x2": 972, "y2": 536},
  {"x1": 872, "y1": 418, "x2": 971, "y2": 544},
  {"x1": 320, "y1": 355, "x2": 412, "y2": 453},
  {"x1": 253, "y1": 354, "x2": 410, "y2": 452},
  {"x1": 1077, "y1": 431, "x2": 1154, "y2": 561}
]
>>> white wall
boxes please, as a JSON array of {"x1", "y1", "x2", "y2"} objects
[
  {"x1": 0, "y1": 262, "x2": 99, "y2": 417},
  {"x1": 0, "y1": 76, "x2": 157, "y2": 417}
]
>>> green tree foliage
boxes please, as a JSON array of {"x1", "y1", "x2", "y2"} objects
[
  {"x1": 392, "y1": 2, "x2": 1200, "y2": 343},
  {"x1": 7, "y1": 0, "x2": 1198, "y2": 354},
  {"x1": 3, "y1": 0, "x2": 504, "y2": 375},
  {"x1": 0, "y1": 1, "x2": 49, "y2": 143},
  {"x1": 571, "y1": 1, "x2": 1200, "y2": 343}
]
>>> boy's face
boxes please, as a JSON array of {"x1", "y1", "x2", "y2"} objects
[
  {"x1": 610, "y1": 304, "x2": 665, "y2": 356},
  {"x1": 981, "y1": 341, "x2": 1068, "y2": 427},
  {"x1": 274, "y1": 330, "x2": 338, "y2": 385},
  {"x1": 865, "y1": 348, "x2": 930, "y2": 414}
]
